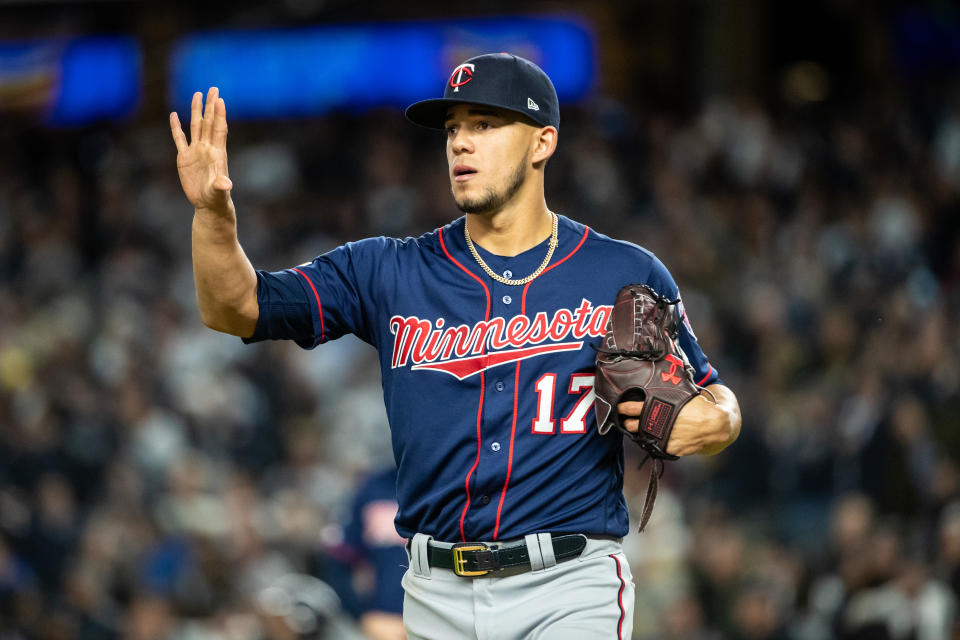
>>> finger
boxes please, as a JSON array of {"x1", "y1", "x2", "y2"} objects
[
  {"x1": 190, "y1": 91, "x2": 202, "y2": 143},
  {"x1": 201, "y1": 87, "x2": 219, "y2": 142},
  {"x1": 623, "y1": 418, "x2": 639, "y2": 433},
  {"x1": 212, "y1": 97, "x2": 228, "y2": 149},
  {"x1": 617, "y1": 400, "x2": 645, "y2": 416},
  {"x1": 169, "y1": 112, "x2": 188, "y2": 153}
]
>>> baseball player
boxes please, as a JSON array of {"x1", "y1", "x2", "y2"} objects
[
  {"x1": 170, "y1": 53, "x2": 741, "y2": 640},
  {"x1": 341, "y1": 466, "x2": 407, "y2": 640}
]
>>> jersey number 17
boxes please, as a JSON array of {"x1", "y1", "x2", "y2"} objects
[{"x1": 531, "y1": 373, "x2": 595, "y2": 435}]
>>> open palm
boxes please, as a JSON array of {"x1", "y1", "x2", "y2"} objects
[{"x1": 170, "y1": 87, "x2": 233, "y2": 211}]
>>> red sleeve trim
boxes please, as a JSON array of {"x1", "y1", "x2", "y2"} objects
[
  {"x1": 291, "y1": 268, "x2": 325, "y2": 343},
  {"x1": 697, "y1": 364, "x2": 714, "y2": 386}
]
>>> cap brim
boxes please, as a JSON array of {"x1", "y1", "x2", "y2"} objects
[
  {"x1": 404, "y1": 98, "x2": 461, "y2": 129},
  {"x1": 405, "y1": 97, "x2": 549, "y2": 130}
]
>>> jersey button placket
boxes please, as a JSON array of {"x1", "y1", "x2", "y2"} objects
[{"x1": 483, "y1": 267, "x2": 519, "y2": 530}]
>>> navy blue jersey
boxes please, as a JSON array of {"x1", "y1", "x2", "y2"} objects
[
  {"x1": 246, "y1": 215, "x2": 719, "y2": 542},
  {"x1": 342, "y1": 468, "x2": 406, "y2": 615}
]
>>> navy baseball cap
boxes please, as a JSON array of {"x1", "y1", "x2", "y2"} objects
[{"x1": 405, "y1": 53, "x2": 560, "y2": 130}]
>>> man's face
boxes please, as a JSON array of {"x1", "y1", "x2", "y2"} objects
[{"x1": 444, "y1": 104, "x2": 537, "y2": 215}]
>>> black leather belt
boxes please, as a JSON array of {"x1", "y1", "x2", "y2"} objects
[{"x1": 427, "y1": 534, "x2": 588, "y2": 577}]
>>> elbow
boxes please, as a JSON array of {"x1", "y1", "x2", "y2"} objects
[
  {"x1": 199, "y1": 307, "x2": 230, "y2": 333},
  {"x1": 198, "y1": 304, "x2": 258, "y2": 338},
  {"x1": 199, "y1": 309, "x2": 227, "y2": 332},
  {"x1": 725, "y1": 407, "x2": 742, "y2": 448},
  {"x1": 700, "y1": 386, "x2": 741, "y2": 456},
  {"x1": 714, "y1": 397, "x2": 742, "y2": 453}
]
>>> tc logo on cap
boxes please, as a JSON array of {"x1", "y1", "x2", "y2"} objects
[{"x1": 449, "y1": 63, "x2": 475, "y2": 92}]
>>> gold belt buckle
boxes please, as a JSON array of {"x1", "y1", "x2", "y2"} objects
[{"x1": 452, "y1": 544, "x2": 490, "y2": 577}]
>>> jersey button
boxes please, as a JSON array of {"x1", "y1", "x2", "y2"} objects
[
  {"x1": 503, "y1": 270, "x2": 512, "y2": 279},
  {"x1": 479, "y1": 495, "x2": 491, "y2": 505},
  {"x1": 502, "y1": 295, "x2": 512, "y2": 305},
  {"x1": 491, "y1": 442, "x2": 501, "y2": 452},
  {"x1": 495, "y1": 381, "x2": 505, "y2": 392}
]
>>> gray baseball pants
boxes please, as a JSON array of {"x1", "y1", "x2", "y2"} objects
[{"x1": 402, "y1": 533, "x2": 635, "y2": 640}]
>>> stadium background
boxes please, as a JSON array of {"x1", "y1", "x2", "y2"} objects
[{"x1": 2, "y1": 1, "x2": 960, "y2": 638}]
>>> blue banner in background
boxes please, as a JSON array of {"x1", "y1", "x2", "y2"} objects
[
  {"x1": 170, "y1": 15, "x2": 596, "y2": 120},
  {"x1": 0, "y1": 36, "x2": 141, "y2": 126}
]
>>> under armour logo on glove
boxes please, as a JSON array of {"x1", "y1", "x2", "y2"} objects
[{"x1": 660, "y1": 354, "x2": 684, "y2": 385}]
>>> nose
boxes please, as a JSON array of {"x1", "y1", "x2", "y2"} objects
[{"x1": 449, "y1": 127, "x2": 474, "y2": 155}]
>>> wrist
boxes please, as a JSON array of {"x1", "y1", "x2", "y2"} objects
[
  {"x1": 192, "y1": 203, "x2": 239, "y2": 243},
  {"x1": 194, "y1": 201, "x2": 235, "y2": 220}
]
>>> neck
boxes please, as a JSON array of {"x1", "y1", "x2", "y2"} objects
[{"x1": 465, "y1": 197, "x2": 553, "y2": 258}]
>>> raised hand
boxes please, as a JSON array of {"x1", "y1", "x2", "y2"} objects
[{"x1": 170, "y1": 87, "x2": 234, "y2": 214}]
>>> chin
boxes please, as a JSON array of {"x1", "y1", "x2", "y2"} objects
[
  {"x1": 452, "y1": 189, "x2": 487, "y2": 215},
  {"x1": 455, "y1": 198, "x2": 481, "y2": 214}
]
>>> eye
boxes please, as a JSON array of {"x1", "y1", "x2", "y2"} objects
[
  {"x1": 477, "y1": 121, "x2": 490, "y2": 130},
  {"x1": 445, "y1": 124, "x2": 458, "y2": 135}
]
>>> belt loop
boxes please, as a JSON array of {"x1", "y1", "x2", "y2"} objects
[
  {"x1": 538, "y1": 533, "x2": 557, "y2": 570},
  {"x1": 411, "y1": 533, "x2": 433, "y2": 578},
  {"x1": 524, "y1": 534, "x2": 546, "y2": 572}
]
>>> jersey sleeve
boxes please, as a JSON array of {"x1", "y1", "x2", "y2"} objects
[
  {"x1": 646, "y1": 256, "x2": 721, "y2": 387},
  {"x1": 243, "y1": 238, "x2": 387, "y2": 348}
]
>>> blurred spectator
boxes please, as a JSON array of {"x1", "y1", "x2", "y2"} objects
[
  {"x1": 1, "y1": 7, "x2": 959, "y2": 638},
  {"x1": 325, "y1": 466, "x2": 407, "y2": 640},
  {"x1": 253, "y1": 573, "x2": 366, "y2": 640}
]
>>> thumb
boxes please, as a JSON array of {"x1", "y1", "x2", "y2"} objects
[{"x1": 213, "y1": 175, "x2": 233, "y2": 191}]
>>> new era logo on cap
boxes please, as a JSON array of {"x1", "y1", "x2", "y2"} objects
[{"x1": 405, "y1": 52, "x2": 560, "y2": 130}]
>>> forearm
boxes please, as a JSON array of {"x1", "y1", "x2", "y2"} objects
[
  {"x1": 192, "y1": 204, "x2": 258, "y2": 337},
  {"x1": 670, "y1": 383, "x2": 742, "y2": 457}
]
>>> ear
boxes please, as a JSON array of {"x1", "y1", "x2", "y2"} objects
[{"x1": 531, "y1": 126, "x2": 558, "y2": 166}]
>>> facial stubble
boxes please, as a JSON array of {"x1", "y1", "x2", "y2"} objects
[{"x1": 453, "y1": 154, "x2": 529, "y2": 215}]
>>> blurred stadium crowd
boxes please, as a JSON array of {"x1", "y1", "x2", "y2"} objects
[{"x1": 1, "y1": 68, "x2": 960, "y2": 640}]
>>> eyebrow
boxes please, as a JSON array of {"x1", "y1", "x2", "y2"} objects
[{"x1": 444, "y1": 107, "x2": 503, "y2": 123}]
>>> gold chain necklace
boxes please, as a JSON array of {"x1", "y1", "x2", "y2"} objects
[{"x1": 464, "y1": 212, "x2": 558, "y2": 286}]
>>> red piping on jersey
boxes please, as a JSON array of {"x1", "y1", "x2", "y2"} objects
[
  {"x1": 291, "y1": 268, "x2": 325, "y2": 342},
  {"x1": 610, "y1": 554, "x2": 626, "y2": 639},
  {"x1": 439, "y1": 226, "x2": 491, "y2": 542},
  {"x1": 492, "y1": 224, "x2": 590, "y2": 540},
  {"x1": 697, "y1": 364, "x2": 714, "y2": 386}
]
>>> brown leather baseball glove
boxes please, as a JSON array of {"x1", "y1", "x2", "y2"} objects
[{"x1": 594, "y1": 283, "x2": 704, "y2": 531}]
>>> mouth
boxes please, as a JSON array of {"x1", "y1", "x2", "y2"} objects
[{"x1": 453, "y1": 165, "x2": 478, "y2": 182}]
